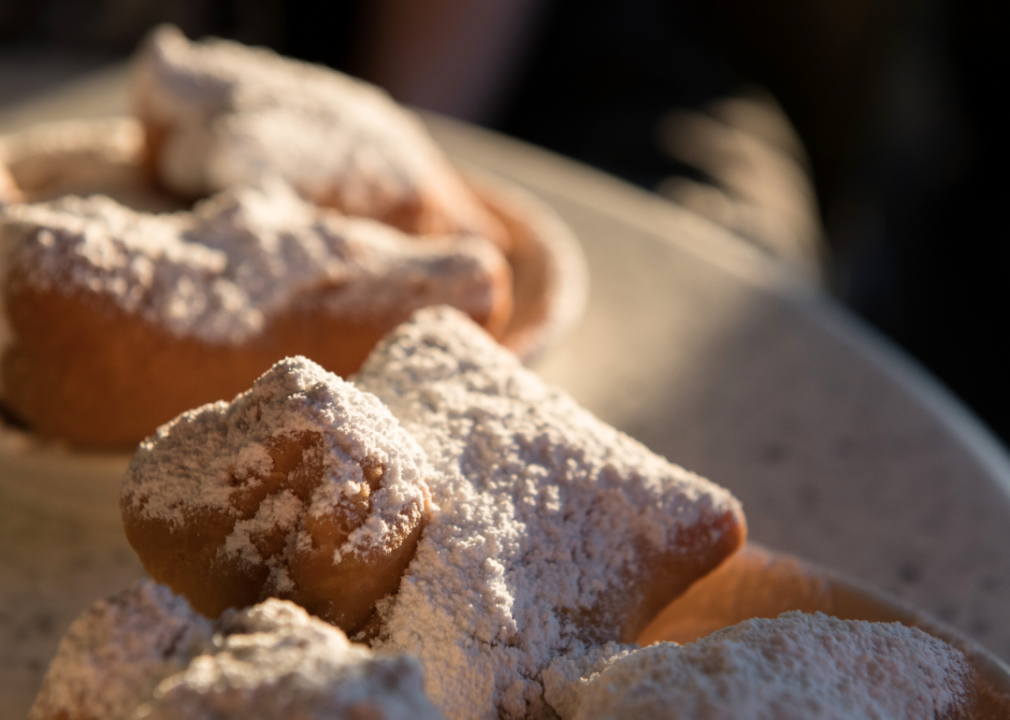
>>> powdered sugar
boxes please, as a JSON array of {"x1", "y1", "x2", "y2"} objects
[
  {"x1": 31, "y1": 582, "x2": 442, "y2": 720},
  {"x1": 0, "y1": 181, "x2": 504, "y2": 345},
  {"x1": 134, "y1": 25, "x2": 502, "y2": 244},
  {"x1": 37, "y1": 307, "x2": 980, "y2": 720},
  {"x1": 116, "y1": 308, "x2": 742, "y2": 719},
  {"x1": 541, "y1": 642, "x2": 634, "y2": 719},
  {"x1": 122, "y1": 355, "x2": 430, "y2": 579},
  {"x1": 140, "y1": 597, "x2": 442, "y2": 720},
  {"x1": 563, "y1": 611, "x2": 975, "y2": 720},
  {"x1": 28, "y1": 581, "x2": 212, "y2": 720},
  {"x1": 353, "y1": 307, "x2": 744, "y2": 720}
]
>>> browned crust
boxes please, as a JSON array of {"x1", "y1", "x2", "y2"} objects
[
  {"x1": 122, "y1": 430, "x2": 428, "y2": 635},
  {"x1": 2, "y1": 285, "x2": 274, "y2": 448},
  {"x1": 2, "y1": 254, "x2": 511, "y2": 448},
  {"x1": 616, "y1": 507, "x2": 747, "y2": 643}
]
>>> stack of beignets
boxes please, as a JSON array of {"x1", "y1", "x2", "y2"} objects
[
  {"x1": 33, "y1": 309, "x2": 982, "y2": 720},
  {"x1": 0, "y1": 27, "x2": 518, "y2": 448},
  {"x1": 123, "y1": 307, "x2": 747, "y2": 719}
]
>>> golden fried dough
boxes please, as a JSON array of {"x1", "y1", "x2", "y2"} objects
[
  {"x1": 0, "y1": 183, "x2": 511, "y2": 448},
  {"x1": 134, "y1": 25, "x2": 509, "y2": 251},
  {"x1": 121, "y1": 357, "x2": 431, "y2": 634},
  {"x1": 114, "y1": 307, "x2": 746, "y2": 719}
]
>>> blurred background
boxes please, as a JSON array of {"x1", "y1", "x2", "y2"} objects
[{"x1": 1, "y1": 0, "x2": 1006, "y2": 442}]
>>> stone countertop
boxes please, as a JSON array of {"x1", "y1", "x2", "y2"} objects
[{"x1": 2, "y1": 58, "x2": 1009, "y2": 717}]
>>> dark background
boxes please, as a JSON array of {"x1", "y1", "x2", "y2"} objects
[{"x1": 1, "y1": 0, "x2": 1007, "y2": 443}]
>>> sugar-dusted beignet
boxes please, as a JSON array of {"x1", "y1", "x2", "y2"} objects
[
  {"x1": 0, "y1": 181, "x2": 511, "y2": 448},
  {"x1": 354, "y1": 307, "x2": 746, "y2": 720},
  {"x1": 143, "y1": 598, "x2": 443, "y2": 720},
  {"x1": 548, "y1": 612, "x2": 976, "y2": 720},
  {"x1": 28, "y1": 581, "x2": 212, "y2": 720},
  {"x1": 30, "y1": 582, "x2": 442, "y2": 720},
  {"x1": 134, "y1": 25, "x2": 508, "y2": 250},
  {"x1": 121, "y1": 357, "x2": 431, "y2": 634}
]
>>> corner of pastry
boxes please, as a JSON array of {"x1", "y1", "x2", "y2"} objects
[
  {"x1": 34, "y1": 306, "x2": 990, "y2": 720},
  {"x1": 120, "y1": 355, "x2": 431, "y2": 635}
]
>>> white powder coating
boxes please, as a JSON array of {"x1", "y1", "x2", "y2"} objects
[
  {"x1": 541, "y1": 642, "x2": 635, "y2": 719},
  {"x1": 28, "y1": 580, "x2": 213, "y2": 720},
  {"x1": 353, "y1": 307, "x2": 744, "y2": 720},
  {"x1": 567, "y1": 611, "x2": 975, "y2": 720},
  {"x1": 134, "y1": 25, "x2": 499, "y2": 241},
  {"x1": 139, "y1": 597, "x2": 443, "y2": 720},
  {"x1": 122, "y1": 355, "x2": 429, "y2": 581},
  {"x1": 0, "y1": 181, "x2": 505, "y2": 345},
  {"x1": 31, "y1": 582, "x2": 442, "y2": 720}
]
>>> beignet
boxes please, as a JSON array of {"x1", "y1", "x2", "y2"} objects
[
  {"x1": 121, "y1": 356, "x2": 431, "y2": 634},
  {"x1": 354, "y1": 307, "x2": 746, "y2": 719},
  {"x1": 547, "y1": 611, "x2": 976, "y2": 720},
  {"x1": 134, "y1": 25, "x2": 509, "y2": 250},
  {"x1": 0, "y1": 181, "x2": 510, "y2": 447}
]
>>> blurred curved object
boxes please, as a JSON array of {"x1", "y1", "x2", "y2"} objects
[
  {"x1": 360, "y1": 0, "x2": 547, "y2": 124},
  {"x1": 656, "y1": 90, "x2": 826, "y2": 284}
]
